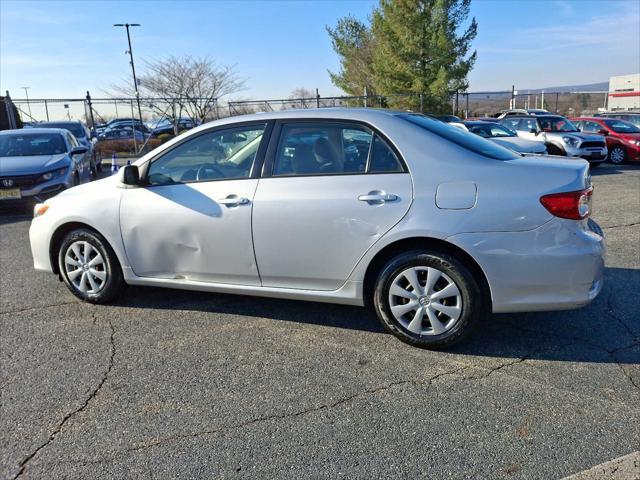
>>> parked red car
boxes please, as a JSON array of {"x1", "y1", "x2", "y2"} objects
[{"x1": 572, "y1": 117, "x2": 640, "y2": 164}]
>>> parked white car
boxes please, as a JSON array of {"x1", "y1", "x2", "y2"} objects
[
  {"x1": 29, "y1": 109, "x2": 605, "y2": 349},
  {"x1": 464, "y1": 121, "x2": 547, "y2": 154}
]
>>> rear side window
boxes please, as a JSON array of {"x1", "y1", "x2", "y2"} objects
[
  {"x1": 400, "y1": 114, "x2": 518, "y2": 161},
  {"x1": 272, "y1": 122, "x2": 405, "y2": 176}
]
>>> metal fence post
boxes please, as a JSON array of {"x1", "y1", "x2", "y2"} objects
[
  {"x1": 316, "y1": 88, "x2": 320, "y2": 109},
  {"x1": 4, "y1": 91, "x2": 17, "y2": 129},
  {"x1": 86, "y1": 91, "x2": 96, "y2": 128},
  {"x1": 555, "y1": 92, "x2": 559, "y2": 113},
  {"x1": 44, "y1": 99, "x2": 50, "y2": 121}
]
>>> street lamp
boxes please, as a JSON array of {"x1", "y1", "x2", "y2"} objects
[
  {"x1": 113, "y1": 23, "x2": 143, "y2": 129},
  {"x1": 21, "y1": 86, "x2": 32, "y2": 119}
]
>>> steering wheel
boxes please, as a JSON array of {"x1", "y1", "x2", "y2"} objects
[{"x1": 196, "y1": 164, "x2": 225, "y2": 181}]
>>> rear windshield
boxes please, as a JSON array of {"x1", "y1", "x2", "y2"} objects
[
  {"x1": 603, "y1": 119, "x2": 640, "y2": 133},
  {"x1": 0, "y1": 133, "x2": 67, "y2": 156},
  {"x1": 398, "y1": 114, "x2": 518, "y2": 160},
  {"x1": 40, "y1": 122, "x2": 86, "y2": 138}
]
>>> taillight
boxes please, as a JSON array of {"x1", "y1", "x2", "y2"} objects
[{"x1": 540, "y1": 187, "x2": 593, "y2": 220}]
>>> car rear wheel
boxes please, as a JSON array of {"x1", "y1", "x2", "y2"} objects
[
  {"x1": 58, "y1": 229, "x2": 124, "y2": 303},
  {"x1": 373, "y1": 250, "x2": 483, "y2": 349},
  {"x1": 609, "y1": 146, "x2": 626, "y2": 165}
]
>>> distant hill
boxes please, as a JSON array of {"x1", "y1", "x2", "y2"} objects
[{"x1": 518, "y1": 81, "x2": 608, "y2": 94}]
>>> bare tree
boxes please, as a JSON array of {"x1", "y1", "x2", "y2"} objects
[
  {"x1": 288, "y1": 87, "x2": 316, "y2": 108},
  {"x1": 110, "y1": 55, "x2": 245, "y2": 130}
]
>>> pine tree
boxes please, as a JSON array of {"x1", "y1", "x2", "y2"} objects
[
  {"x1": 326, "y1": 16, "x2": 377, "y2": 97},
  {"x1": 329, "y1": 0, "x2": 477, "y2": 113}
]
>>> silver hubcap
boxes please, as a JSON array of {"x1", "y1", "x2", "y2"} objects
[
  {"x1": 64, "y1": 241, "x2": 107, "y2": 294},
  {"x1": 388, "y1": 266, "x2": 462, "y2": 336},
  {"x1": 610, "y1": 148, "x2": 625, "y2": 164}
]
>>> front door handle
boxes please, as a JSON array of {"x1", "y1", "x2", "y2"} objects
[
  {"x1": 218, "y1": 195, "x2": 250, "y2": 207},
  {"x1": 358, "y1": 191, "x2": 398, "y2": 205}
]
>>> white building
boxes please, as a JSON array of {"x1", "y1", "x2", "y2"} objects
[{"x1": 608, "y1": 73, "x2": 640, "y2": 111}]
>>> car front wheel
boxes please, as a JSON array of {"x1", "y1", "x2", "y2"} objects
[
  {"x1": 373, "y1": 250, "x2": 483, "y2": 349},
  {"x1": 609, "y1": 146, "x2": 626, "y2": 165},
  {"x1": 58, "y1": 228, "x2": 124, "y2": 303}
]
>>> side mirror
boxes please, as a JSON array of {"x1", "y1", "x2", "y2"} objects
[
  {"x1": 70, "y1": 146, "x2": 88, "y2": 156},
  {"x1": 598, "y1": 129, "x2": 609, "y2": 136},
  {"x1": 529, "y1": 128, "x2": 538, "y2": 134},
  {"x1": 122, "y1": 164, "x2": 140, "y2": 186}
]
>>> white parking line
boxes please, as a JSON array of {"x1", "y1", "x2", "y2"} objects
[{"x1": 563, "y1": 451, "x2": 640, "y2": 480}]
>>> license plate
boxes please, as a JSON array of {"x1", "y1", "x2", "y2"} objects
[{"x1": 0, "y1": 189, "x2": 21, "y2": 200}]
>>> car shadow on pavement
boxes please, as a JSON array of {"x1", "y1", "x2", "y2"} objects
[
  {"x1": 591, "y1": 163, "x2": 640, "y2": 175},
  {"x1": 112, "y1": 267, "x2": 639, "y2": 364}
]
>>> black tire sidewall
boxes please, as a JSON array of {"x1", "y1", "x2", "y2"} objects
[
  {"x1": 373, "y1": 250, "x2": 483, "y2": 349},
  {"x1": 58, "y1": 229, "x2": 123, "y2": 303}
]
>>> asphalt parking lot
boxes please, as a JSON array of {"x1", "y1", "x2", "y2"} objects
[{"x1": 1, "y1": 163, "x2": 639, "y2": 479}]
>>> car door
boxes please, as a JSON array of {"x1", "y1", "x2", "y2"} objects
[
  {"x1": 119, "y1": 122, "x2": 271, "y2": 285},
  {"x1": 252, "y1": 120, "x2": 413, "y2": 291}
]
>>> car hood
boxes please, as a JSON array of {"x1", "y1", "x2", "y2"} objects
[
  {"x1": 490, "y1": 137, "x2": 546, "y2": 153},
  {"x1": 547, "y1": 132, "x2": 603, "y2": 142},
  {"x1": 0, "y1": 154, "x2": 69, "y2": 176}
]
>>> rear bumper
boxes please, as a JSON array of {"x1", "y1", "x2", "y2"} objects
[{"x1": 447, "y1": 218, "x2": 605, "y2": 313}]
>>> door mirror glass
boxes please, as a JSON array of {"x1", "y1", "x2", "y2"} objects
[
  {"x1": 598, "y1": 129, "x2": 609, "y2": 136},
  {"x1": 122, "y1": 164, "x2": 140, "y2": 185},
  {"x1": 70, "y1": 146, "x2": 88, "y2": 156}
]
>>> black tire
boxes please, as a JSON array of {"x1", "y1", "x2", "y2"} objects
[
  {"x1": 608, "y1": 146, "x2": 626, "y2": 165},
  {"x1": 373, "y1": 250, "x2": 483, "y2": 349},
  {"x1": 546, "y1": 143, "x2": 565, "y2": 156},
  {"x1": 73, "y1": 172, "x2": 80, "y2": 186},
  {"x1": 58, "y1": 228, "x2": 124, "y2": 303}
]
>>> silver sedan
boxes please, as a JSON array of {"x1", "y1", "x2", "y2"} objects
[{"x1": 29, "y1": 109, "x2": 605, "y2": 348}]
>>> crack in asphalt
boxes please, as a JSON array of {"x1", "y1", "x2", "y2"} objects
[
  {"x1": 601, "y1": 222, "x2": 640, "y2": 230},
  {"x1": 51, "y1": 364, "x2": 475, "y2": 467},
  {"x1": 0, "y1": 301, "x2": 79, "y2": 316},
  {"x1": 605, "y1": 292, "x2": 639, "y2": 342},
  {"x1": 12, "y1": 317, "x2": 116, "y2": 480}
]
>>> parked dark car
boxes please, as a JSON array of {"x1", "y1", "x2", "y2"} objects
[
  {"x1": 572, "y1": 117, "x2": 640, "y2": 164},
  {"x1": 435, "y1": 115, "x2": 462, "y2": 123},
  {"x1": 0, "y1": 129, "x2": 91, "y2": 203}
]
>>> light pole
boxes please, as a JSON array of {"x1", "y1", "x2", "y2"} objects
[
  {"x1": 21, "y1": 86, "x2": 32, "y2": 119},
  {"x1": 113, "y1": 23, "x2": 143, "y2": 128}
]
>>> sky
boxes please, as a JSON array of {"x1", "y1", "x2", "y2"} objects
[{"x1": 1, "y1": 0, "x2": 639, "y2": 106}]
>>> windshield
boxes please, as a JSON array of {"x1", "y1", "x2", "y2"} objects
[
  {"x1": 40, "y1": 122, "x2": 86, "y2": 138},
  {"x1": 399, "y1": 114, "x2": 518, "y2": 160},
  {"x1": 603, "y1": 119, "x2": 640, "y2": 133},
  {"x1": 0, "y1": 133, "x2": 67, "y2": 156},
  {"x1": 538, "y1": 117, "x2": 579, "y2": 133},
  {"x1": 467, "y1": 123, "x2": 516, "y2": 138}
]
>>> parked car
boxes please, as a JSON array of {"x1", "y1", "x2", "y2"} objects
[
  {"x1": 97, "y1": 127, "x2": 147, "y2": 142},
  {"x1": 435, "y1": 115, "x2": 462, "y2": 123},
  {"x1": 95, "y1": 127, "x2": 153, "y2": 159},
  {"x1": 92, "y1": 118, "x2": 147, "y2": 137},
  {"x1": 593, "y1": 112, "x2": 640, "y2": 128},
  {"x1": 151, "y1": 117, "x2": 197, "y2": 137},
  {"x1": 499, "y1": 115, "x2": 607, "y2": 166},
  {"x1": 496, "y1": 108, "x2": 549, "y2": 119},
  {"x1": 464, "y1": 121, "x2": 547, "y2": 154},
  {"x1": 0, "y1": 129, "x2": 90, "y2": 203},
  {"x1": 39, "y1": 121, "x2": 99, "y2": 174},
  {"x1": 572, "y1": 117, "x2": 640, "y2": 164},
  {"x1": 29, "y1": 109, "x2": 604, "y2": 349}
]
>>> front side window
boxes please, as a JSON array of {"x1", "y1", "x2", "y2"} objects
[
  {"x1": 147, "y1": 124, "x2": 266, "y2": 185},
  {"x1": 401, "y1": 114, "x2": 518, "y2": 161},
  {"x1": 538, "y1": 116, "x2": 579, "y2": 133}
]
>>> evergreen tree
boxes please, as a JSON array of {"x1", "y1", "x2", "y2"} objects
[
  {"x1": 328, "y1": 0, "x2": 477, "y2": 113},
  {"x1": 326, "y1": 16, "x2": 377, "y2": 97}
]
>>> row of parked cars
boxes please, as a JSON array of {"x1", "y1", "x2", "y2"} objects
[
  {"x1": 438, "y1": 110, "x2": 640, "y2": 166},
  {"x1": 92, "y1": 117, "x2": 197, "y2": 141}
]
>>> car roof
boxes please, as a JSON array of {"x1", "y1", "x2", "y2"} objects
[
  {"x1": 0, "y1": 128, "x2": 69, "y2": 136},
  {"x1": 39, "y1": 120, "x2": 84, "y2": 125}
]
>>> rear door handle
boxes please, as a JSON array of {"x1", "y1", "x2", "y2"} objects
[
  {"x1": 218, "y1": 195, "x2": 250, "y2": 207},
  {"x1": 358, "y1": 191, "x2": 398, "y2": 205}
]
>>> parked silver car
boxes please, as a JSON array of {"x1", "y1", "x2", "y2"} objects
[
  {"x1": 29, "y1": 109, "x2": 605, "y2": 348},
  {"x1": 0, "y1": 128, "x2": 91, "y2": 203},
  {"x1": 499, "y1": 115, "x2": 607, "y2": 165}
]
